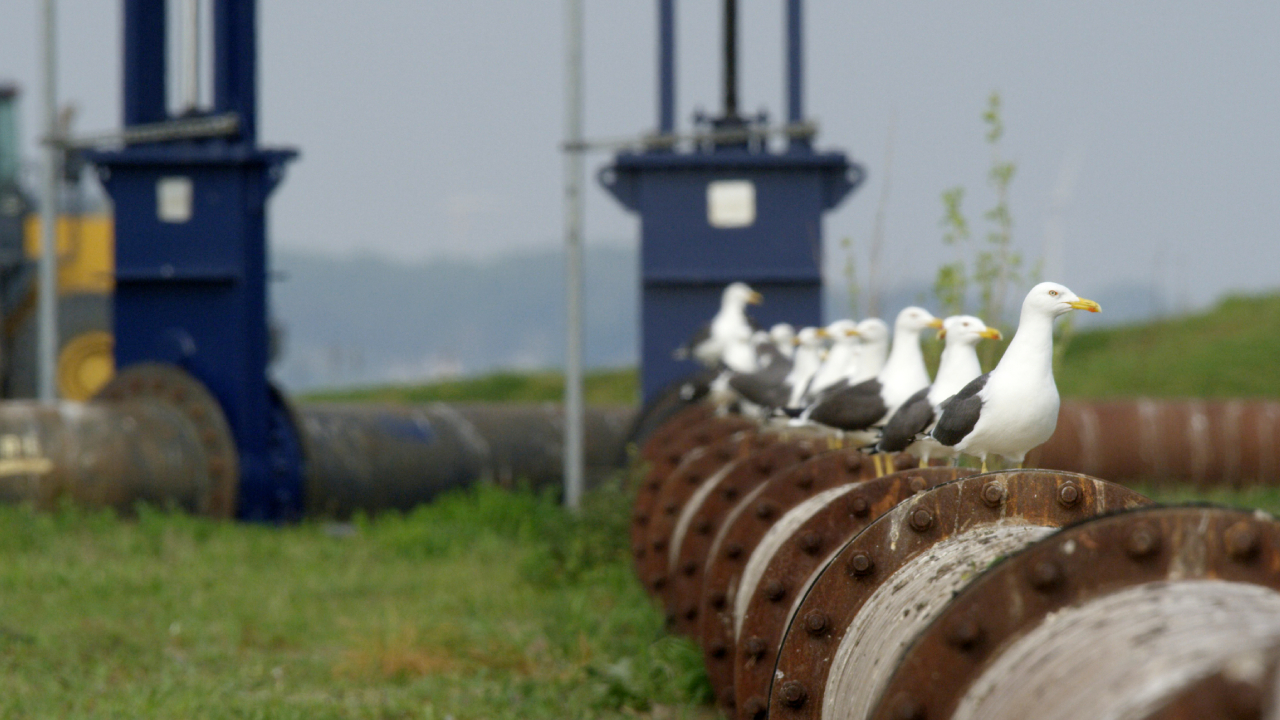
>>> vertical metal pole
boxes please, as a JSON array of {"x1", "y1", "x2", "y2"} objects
[
  {"x1": 786, "y1": 0, "x2": 806, "y2": 146},
  {"x1": 38, "y1": 0, "x2": 59, "y2": 403},
  {"x1": 563, "y1": 0, "x2": 585, "y2": 510},
  {"x1": 722, "y1": 0, "x2": 737, "y2": 118},
  {"x1": 658, "y1": 0, "x2": 675, "y2": 136},
  {"x1": 181, "y1": 0, "x2": 200, "y2": 112}
]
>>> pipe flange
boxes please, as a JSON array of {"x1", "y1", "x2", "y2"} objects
[
  {"x1": 769, "y1": 470, "x2": 1149, "y2": 720},
  {"x1": 730, "y1": 466, "x2": 975, "y2": 719},
  {"x1": 870, "y1": 505, "x2": 1280, "y2": 720},
  {"x1": 636, "y1": 430, "x2": 765, "y2": 599},
  {"x1": 95, "y1": 362, "x2": 239, "y2": 518},
  {"x1": 696, "y1": 445, "x2": 889, "y2": 711},
  {"x1": 663, "y1": 433, "x2": 823, "y2": 639}
]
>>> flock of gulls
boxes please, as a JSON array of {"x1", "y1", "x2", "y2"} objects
[{"x1": 677, "y1": 281, "x2": 1101, "y2": 473}]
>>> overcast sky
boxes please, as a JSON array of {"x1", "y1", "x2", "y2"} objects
[{"x1": 1, "y1": 1, "x2": 1277, "y2": 312}]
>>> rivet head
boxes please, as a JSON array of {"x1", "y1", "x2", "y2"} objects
[
  {"x1": 796, "y1": 445, "x2": 814, "y2": 461},
  {"x1": 710, "y1": 591, "x2": 728, "y2": 610},
  {"x1": 664, "y1": 502, "x2": 679, "y2": 516},
  {"x1": 755, "y1": 457, "x2": 775, "y2": 475},
  {"x1": 666, "y1": 452, "x2": 682, "y2": 465},
  {"x1": 716, "y1": 447, "x2": 734, "y2": 462},
  {"x1": 633, "y1": 545, "x2": 645, "y2": 559},
  {"x1": 648, "y1": 480, "x2": 662, "y2": 491},
  {"x1": 981, "y1": 481, "x2": 1006, "y2": 507},
  {"x1": 652, "y1": 538, "x2": 666, "y2": 552},
  {"x1": 909, "y1": 507, "x2": 935, "y2": 532},
  {"x1": 1028, "y1": 560, "x2": 1062, "y2": 591},
  {"x1": 844, "y1": 454, "x2": 863, "y2": 472},
  {"x1": 652, "y1": 576, "x2": 668, "y2": 592},
  {"x1": 635, "y1": 515, "x2": 649, "y2": 527},
  {"x1": 681, "y1": 560, "x2": 698, "y2": 576},
  {"x1": 695, "y1": 519, "x2": 713, "y2": 535},
  {"x1": 800, "y1": 532, "x2": 823, "y2": 555},
  {"x1": 725, "y1": 542, "x2": 744, "y2": 559},
  {"x1": 804, "y1": 611, "x2": 829, "y2": 635},
  {"x1": 1126, "y1": 526, "x2": 1160, "y2": 559},
  {"x1": 743, "y1": 696, "x2": 768, "y2": 720},
  {"x1": 848, "y1": 552, "x2": 875, "y2": 577},
  {"x1": 756, "y1": 502, "x2": 777, "y2": 521},
  {"x1": 947, "y1": 618, "x2": 982, "y2": 650},
  {"x1": 780, "y1": 681, "x2": 808, "y2": 708},
  {"x1": 849, "y1": 495, "x2": 870, "y2": 517},
  {"x1": 723, "y1": 487, "x2": 739, "y2": 501},
  {"x1": 720, "y1": 689, "x2": 737, "y2": 711},
  {"x1": 1225, "y1": 521, "x2": 1261, "y2": 561},
  {"x1": 1058, "y1": 483, "x2": 1081, "y2": 507},
  {"x1": 709, "y1": 641, "x2": 727, "y2": 659},
  {"x1": 795, "y1": 471, "x2": 815, "y2": 490},
  {"x1": 693, "y1": 431, "x2": 712, "y2": 445},
  {"x1": 765, "y1": 580, "x2": 786, "y2": 602},
  {"x1": 683, "y1": 605, "x2": 697, "y2": 621},
  {"x1": 685, "y1": 473, "x2": 701, "y2": 485},
  {"x1": 908, "y1": 475, "x2": 927, "y2": 492},
  {"x1": 744, "y1": 636, "x2": 767, "y2": 660}
]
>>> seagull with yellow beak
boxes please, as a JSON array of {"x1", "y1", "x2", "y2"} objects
[{"x1": 930, "y1": 282, "x2": 1101, "y2": 471}]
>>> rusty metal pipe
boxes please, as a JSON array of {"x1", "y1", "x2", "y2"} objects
[
  {"x1": 298, "y1": 402, "x2": 635, "y2": 517},
  {"x1": 0, "y1": 400, "x2": 215, "y2": 514}
]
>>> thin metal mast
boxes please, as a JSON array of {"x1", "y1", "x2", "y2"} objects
[{"x1": 563, "y1": 0, "x2": 585, "y2": 510}]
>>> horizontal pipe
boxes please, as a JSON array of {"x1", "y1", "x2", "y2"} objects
[
  {"x1": 0, "y1": 400, "x2": 213, "y2": 513},
  {"x1": 297, "y1": 402, "x2": 635, "y2": 517},
  {"x1": 1031, "y1": 399, "x2": 1280, "y2": 487}
]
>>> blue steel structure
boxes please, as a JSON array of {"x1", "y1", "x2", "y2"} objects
[
  {"x1": 601, "y1": 0, "x2": 864, "y2": 402},
  {"x1": 88, "y1": 0, "x2": 303, "y2": 521}
]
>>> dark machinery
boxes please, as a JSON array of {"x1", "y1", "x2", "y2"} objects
[{"x1": 601, "y1": 0, "x2": 864, "y2": 402}]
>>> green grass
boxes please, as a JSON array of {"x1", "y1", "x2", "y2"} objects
[
  {"x1": 301, "y1": 368, "x2": 639, "y2": 406},
  {"x1": 0, "y1": 483, "x2": 712, "y2": 719},
  {"x1": 1056, "y1": 293, "x2": 1280, "y2": 398}
]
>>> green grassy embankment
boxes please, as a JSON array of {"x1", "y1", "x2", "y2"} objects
[{"x1": 302, "y1": 368, "x2": 639, "y2": 406}]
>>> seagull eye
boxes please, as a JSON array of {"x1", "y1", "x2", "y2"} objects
[{"x1": 1048, "y1": 290, "x2": 1059, "y2": 297}]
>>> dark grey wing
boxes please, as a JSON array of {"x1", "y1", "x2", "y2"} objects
[
  {"x1": 807, "y1": 379, "x2": 888, "y2": 432},
  {"x1": 876, "y1": 386, "x2": 935, "y2": 453},
  {"x1": 930, "y1": 373, "x2": 990, "y2": 447},
  {"x1": 673, "y1": 323, "x2": 712, "y2": 360}
]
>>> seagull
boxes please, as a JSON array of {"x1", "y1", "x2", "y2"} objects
[
  {"x1": 725, "y1": 332, "x2": 795, "y2": 413},
  {"x1": 782, "y1": 326, "x2": 830, "y2": 410},
  {"x1": 876, "y1": 315, "x2": 1001, "y2": 465},
  {"x1": 805, "y1": 319, "x2": 862, "y2": 400},
  {"x1": 805, "y1": 307, "x2": 942, "y2": 471},
  {"x1": 929, "y1": 282, "x2": 1101, "y2": 471},
  {"x1": 673, "y1": 282, "x2": 762, "y2": 367},
  {"x1": 768, "y1": 323, "x2": 797, "y2": 360}
]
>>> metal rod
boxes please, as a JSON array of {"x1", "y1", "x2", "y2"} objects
[
  {"x1": 562, "y1": 119, "x2": 817, "y2": 153},
  {"x1": 181, "y1": 0, "x2": 200, "y2": 112},
  {"x1": 658, "y1": 0, "x2": 675, "y2": 135},
  {"x1": 563, "y1": 0, "x2": 585, "y2": 510},
  {"x1": 38, "y1": 0, "x2": 59, "y2": 404},
  {"x1": 786, "y1": 0, "x2": 805, "y2": 135},
  {"x1": 722, "y1": 0, "x2": 738, "y2": 118},
  {"x1": 62, "y1": 112, "x2": 239, "y2": 149}
]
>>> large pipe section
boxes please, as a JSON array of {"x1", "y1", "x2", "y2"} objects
[
  {"x1": 633, "y1": 403, "x2": 1280, "y2": 720},
  {"x1": 0, "y1": 363, "x2": 634, "y2": 518}
]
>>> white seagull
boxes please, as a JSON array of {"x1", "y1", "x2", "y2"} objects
[
  {"x1": 805, "y1": 307, "x2": 942, "y2": 469},
  {"x1": 673, "y1": 282, "x2": 762, "y2": 367},
  {"x1": 929, "y1": 282, "x2": 1100, "y2": 471},
  {"x1": 876, "y1": 315, "x2": 1002, "y2": 465}
]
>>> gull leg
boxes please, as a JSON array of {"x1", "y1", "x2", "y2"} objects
[
  {"x1": 981, "y1": 457, "x2": 988, "y2": 473},
  {"x1": 918, "y1": 456, "x2": 928, "y2": 469},
  {"x1": 1014, "y1": 460, "x2": 1024, "y2": 470}
]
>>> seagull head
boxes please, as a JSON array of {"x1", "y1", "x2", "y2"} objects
[
  {"x1": 769, "y1": 322, "x2": 795, "y2": 346},
  {"x1": 854, "y1": 318, "x2": 890, "y2": 347},
  {"x1": 940, "y1": 315, "x2": 1003, "y2": 346},
  {"x1": 1025, "y1": 281, "x2": 1101, "y2": 318},
  {"x1": 723, "y1": 282, "x2": 764, "y2": 309},
  {"x1": 824, "y1": 319, "x2": 860, "y2": 345},
  {"x1": 794, "y1": 326, "x2": 829, "y2": 349},
  {"x1": 894, "y1": 306, "x2": 944, "y2": 335}
]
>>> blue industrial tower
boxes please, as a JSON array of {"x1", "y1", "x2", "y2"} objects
[
  {"x1": 88, "y1": 0, "x2": 303, "y2": 520},
  {"x1": 601, "y1": 0, "x2": 864, "y2": 402}
]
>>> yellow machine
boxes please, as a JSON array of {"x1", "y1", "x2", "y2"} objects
[{"x1": 15, "y1": 213, "x2": 114, "y2": 400}]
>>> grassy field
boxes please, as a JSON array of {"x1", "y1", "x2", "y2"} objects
[
  {"x1": 302, "y1": 369, "x2": 639, "y2": 407},
  {"x1": 0, "y1": 482, "x2": 715, "y2": 719}
]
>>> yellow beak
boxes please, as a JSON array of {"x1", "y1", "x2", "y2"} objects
[
  {"x1": 748, "y1": 291, "x2": 764, "y2": 305},
  {"x1": 927, "y1": 318, "x2": 944, "y2": 330},
  {"x1": 1068, "y1": 297, "x2": 1101, "y2": 313},
  {"x1": 845, "y1": 328, "x2": 859, "y2": 337},
  {"x1": 979, "y1": 327, "x2": 1004, "y2": 340},
  {"x1": 937, "y1": 328, "x2": 946, "y2": 340},
  {"x1": 814, "y1": 328, "x2": 830, "y2": 338}
]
